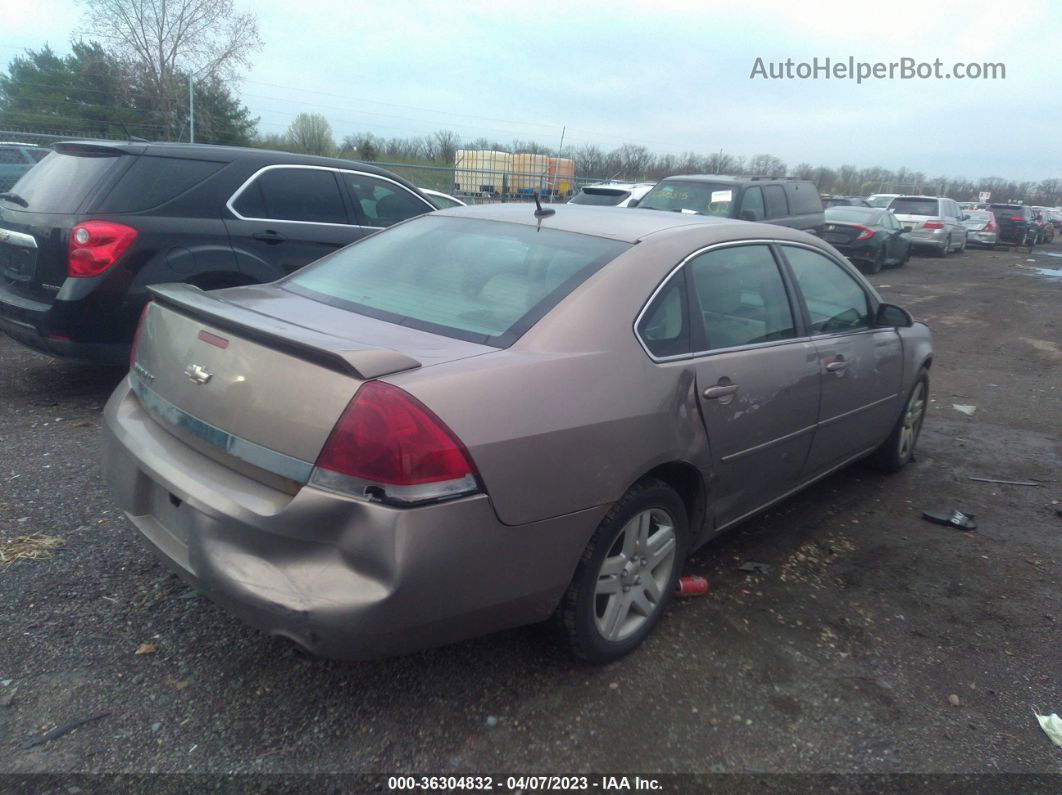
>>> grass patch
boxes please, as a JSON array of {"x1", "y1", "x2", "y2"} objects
[{"x1": 0, "y1": 533, "x2": 64, "y2": 565}]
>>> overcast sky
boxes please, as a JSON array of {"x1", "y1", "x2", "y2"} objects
[{"x1": 1, "y1": 0, "x2": 1058, "y2": 180}]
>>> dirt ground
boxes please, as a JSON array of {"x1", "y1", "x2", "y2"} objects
[{"x1": 0, "y1": 240, "x2": 1059, "y2": 779}]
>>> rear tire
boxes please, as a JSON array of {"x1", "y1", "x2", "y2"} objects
[
  {"x1": 866, "y1": 248, "x2": 885, "y2": 274},
  {"x1": 868, "y1": 369, "x2": 929, "y2": 473},
  {"x1": 557, "y1": 479, "x2": 687, "y2": 664},
  {"x1": 938, "y1": 236, "x2": 951, "y2": 257}
]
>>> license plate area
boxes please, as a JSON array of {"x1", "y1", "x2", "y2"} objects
[
  {"x1": 149, "y1": 482, "x2": 192, "y2": 544},
  {"x1": 822, "y1": 231, "x2": 849, "y2": 243}
]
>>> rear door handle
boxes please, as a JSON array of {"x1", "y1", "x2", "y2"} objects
[
  {"x1": 253, "y1": 230, "x2": 286, "y2": 243},
  {"x1": 703, "y1": 384, "x2": 740, "y2": 399},
  {"x1": 825, "y1": 359, "x2": 848, "y2": 373}
]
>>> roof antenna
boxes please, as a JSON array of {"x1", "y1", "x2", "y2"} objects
[{"x1": 533, "y1": 191, "x2": 555, "y2": 219}]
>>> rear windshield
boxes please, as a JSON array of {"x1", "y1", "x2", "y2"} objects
[
  {"x1": 825, "y1": 207, "x2": 881, "y2": 223},
  {"x1": 965, "y1": 211, "x2": 992, "y2": 220},
  {"x1": 890, "y1": 198, "x2": 940, "y2": 216},
  {"x1": 638, "y1": 181, "x2": 735, "y2": 216},
  {"x1": 988, "y1": 205, "x2": 1023, "y2": 215},
  {"x1": 866, "y1": 196, "x2": 895, "y2": 208},
  {"x1": 4, "y1": 149, "x2": 125, "y2": 213},
  {"x1": 284, "y1": 216, "x2": 631, "y2": 346},
  {"x1": 570, "y1": 188, "x2": 630, "y2": 206}
]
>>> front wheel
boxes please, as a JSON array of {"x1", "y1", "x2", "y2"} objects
[
  {"x1": 557, "y1": 479, "x2": 687, "y2": 664},
  {"x1": 868, "y1": 370, "x2": 929, "y2": 473}
]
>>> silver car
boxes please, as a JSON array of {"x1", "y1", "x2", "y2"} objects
[
  {"x1": 962, "y1": 209, "x2": 999, "y2": 249},
  {"x1": 888, "y1": 196, "x2": 968, "y2": 256},
  {"x1": 101, "y1": 205, "x2": 932, "y2": 663}
]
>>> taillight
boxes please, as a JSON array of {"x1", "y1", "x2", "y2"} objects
[
  {"x1": 129, "y1": 302, "x2": 151, "y2": 368},
  {"x1": 1010, "y1": 216, "x2": 1024, "y2": 222},
  {"x1": 311, "y1": 381, "x2": 480, "y2": 505},
  {"x1": 854, "y1": 225, "x2": 875, "y2": 241},
  {"x1": 923, "y1": 221, "x2": 944, "y2": 229},
  {"x1": 68, "y1": 221, "x2": 138, "y2": 278}
]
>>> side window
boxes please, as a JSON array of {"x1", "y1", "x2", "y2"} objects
[
  {"x1": 234, "y1": 168, "x2": 348, "y2": 224},
  {"x1": 783, "y1": 246, "x2": 871, "y2": 334},
  {"x1": 26, "y1": 148, "x2": 49, "y2": 163},
  {"x1": 882, "y1": 212, "x2": 897, "y2": 230},
  {"x1": 763, "y1": 184, "x2": 788, "y2": 219},
  {"x1": 342, "y1": 174, "x2": 430, "y2": 227},
  {"x1": 637, "y1": 274, "x2": 690, "y2": 358},
  {"x1": 0, "y1": 148, "x2": 22, "y2": 164},
  {"x1": 738, "y1": 187, "x2": 765, "y2": 221},
  {"x1": 688, "y1": 245, "x2": 796, "y2": 350},
  {"x1": 786, "y1": 182, "x2": 823, "y2": 214}
]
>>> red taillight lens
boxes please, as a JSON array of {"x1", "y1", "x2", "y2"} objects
[
  {"x1": 855, "y1": 225, "x2": 875, "y2": 241},
  {"x1": 312, "y1": 381, "x2": 479, "y2": 504},
  {"x1": 68, "y1": 221, "x2": 138, "y2": 278},
  {"x1": 130, "y1": 302, "x2": 151, "y2": 368},
  {"x1": 923, "y1": 221, "x2": 944, "y2": 229},
  {"x1": 1010, "y1": 216, "x2": 1024, "y2": 222}
]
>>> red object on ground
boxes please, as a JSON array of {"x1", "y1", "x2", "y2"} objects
[{"x1": 674, "y1": 575, "x2": 709, "y2": 597}]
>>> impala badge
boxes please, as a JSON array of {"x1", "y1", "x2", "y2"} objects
[{"x1": 185, "y1": 363, "x2": 212, "y2": 385}]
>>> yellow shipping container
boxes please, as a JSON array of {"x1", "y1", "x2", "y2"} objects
[{"x1": 453, "y1": 150, "x2": 512, "y2": 195}]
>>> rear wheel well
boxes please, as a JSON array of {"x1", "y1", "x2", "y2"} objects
[{"x1": 640, "y1": 462, "x2": 705, "y2": 543}]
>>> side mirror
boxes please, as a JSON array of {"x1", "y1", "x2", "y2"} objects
[
  {"x1": 876, "y1": 303, "x2": 914, "y2": 328},
  {"x1": 902, "y1": 225, "x2": 913, "y2": 233},
  {"x1": 627, "y1": 198, "x2": 640, "y2": 208}
]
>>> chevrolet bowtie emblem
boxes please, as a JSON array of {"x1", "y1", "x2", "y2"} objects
[{"x1": 184, "y1": 363, "x2": 212, "y2": 385}]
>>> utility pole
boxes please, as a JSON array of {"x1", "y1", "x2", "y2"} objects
[{"x1": 188, "y1": 75, "x2": 195, "y2": 144}]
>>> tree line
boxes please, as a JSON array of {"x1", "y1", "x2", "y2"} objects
[{"x1": 1, "y1": 0, "x2": 1058, "y2": 205}]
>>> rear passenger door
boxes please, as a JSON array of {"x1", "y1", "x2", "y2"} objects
[
  {"x1": 225, "y1": 165, "x2": 361, "y2": 277},
  {"x1": 779, "y1": 245, "x2": 903, "y2": 474},
  {"x1": 683, "y1": 243, "x2": 821, "y2": 527}
]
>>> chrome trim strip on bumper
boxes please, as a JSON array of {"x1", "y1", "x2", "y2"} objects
[
  {"x1": 129, "y1": 374, "x2": 314, "y2": 483},
  {"x1": 0, "y1": 228, "x2": 38, "y2": 249}
]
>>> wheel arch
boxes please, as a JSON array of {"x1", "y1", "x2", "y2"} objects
[{"x1": 636, "y1": 460, "x2": 707, "y2": 545}]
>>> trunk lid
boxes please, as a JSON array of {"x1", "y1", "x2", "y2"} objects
[
  {"x1": 133, "y1": 284, "x2": 495, "y2": 485},
  {"x1": 820, "y1": 223, "x2": 863, "y2": 245}
]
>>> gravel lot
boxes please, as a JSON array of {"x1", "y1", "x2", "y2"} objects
[{"x1": 1, "y1": 242, "x2": 1059, "y2": 778}]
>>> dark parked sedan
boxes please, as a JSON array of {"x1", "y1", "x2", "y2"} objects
[
  {"x1": 102, "y1": 204, "x2": 932, "y2": 663},
  {"x1": 0, "y1": 142, "x2": 436, "y2": 364},
  {"x1": 821, "y1": 206, "x2": 912, "y2": 273}
]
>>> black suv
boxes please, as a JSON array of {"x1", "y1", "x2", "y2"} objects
[
  {"x1": 631, "y1": 175, "x2": 824, "y2": 233},
  {"x1": 986, "y1": 203, "x2": 1036, "y2": 247},
  {"x1": 0, "y1": 141, "x2": 437, "y2": 364}
]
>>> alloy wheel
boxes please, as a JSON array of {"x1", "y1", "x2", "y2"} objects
[
  {"x1": 593, "y1": 508, "x2": 677, "y2": 642},
  {"x1": 898, "y1": 382, "x2": 926, "y2": 460}
]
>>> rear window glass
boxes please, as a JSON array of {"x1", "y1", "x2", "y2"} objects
[
  {"x1": 639, "y1": 181, "x2": 735, "y2": 216},
  {"x1": 285, "y1": 216, "x2": 631, "y2": 346},
  {"x1": 825, "y1": 207, "x2": 881, "y2": 223},
  {"x1": 96, "y1": 155, "x2": 225, "y2": 212},
  {"x1": 5, "y1": 150, "x2": 124, "y2": 212},
  {"x1": 867, "y1": 196, "x2": 895, "y2": 208},
  {"x1": 989, "y1": 205, "x2": 1023, "y2": 215},
  {"x1": 890, "y1": 198, "x2": 941, "y2": 216},
  {"x1": 570, "y1": 188, "x2": 630, "y2": 206},
  {"x1": 784, "y1": 182, "x2": 823, "y2": 214}
]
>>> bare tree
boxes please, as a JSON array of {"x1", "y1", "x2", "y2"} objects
[
  {"x1": 746, "y1": 153, "x2": 786, "y2": 178},
  {"x1": 432, "y1": 130, "x2": 460, "y2": 163},
  {"x1": 81, "y1": 0, "x2": 262, "y2": 139},
  {"x1": 286, "y1": 112, "x2": 334, "y2": 156}
]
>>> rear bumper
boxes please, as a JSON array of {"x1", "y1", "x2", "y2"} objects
[
  {"x1": 907, "y1": 228, "x2": 948, "y2": 249},
  {"x1": 0, "y1": 280, "x2": 129, "y2": 364},
  {"x1": 831, "y1": 242, "x2": 878, "y2": 262},
  {"x1": 101, "y1": 378, "x2": 605, "y2": 659},
  {"x1": 968, "y1": 231, "x2": 997, "y2": 247}
]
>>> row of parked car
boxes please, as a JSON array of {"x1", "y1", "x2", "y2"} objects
[{"x1": 1, "y1": 139, "x2": 935, "y2": 663}]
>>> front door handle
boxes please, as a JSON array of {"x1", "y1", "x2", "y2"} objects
[
  {"x1": 703, "y1": 384, "x2": 740, "y2": 400},
  {"x1": 825, "y1": 358, "x2": 848, "y2": 373},
  {"x1": 253, "y1": 230, "x2": 286, "y2": 244}
]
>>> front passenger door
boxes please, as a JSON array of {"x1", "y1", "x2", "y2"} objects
[{"x1": 780, "y1": 245, "x2": 904, "y2": 474}]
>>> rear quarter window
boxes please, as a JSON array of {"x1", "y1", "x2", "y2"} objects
[{"x1": 95, "y1": 155, "x2": 226, "y2": 212}]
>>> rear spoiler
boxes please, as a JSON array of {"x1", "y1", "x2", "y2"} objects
[{"x1": 147, "y1": 284, "x2": 421, "y2": 379}]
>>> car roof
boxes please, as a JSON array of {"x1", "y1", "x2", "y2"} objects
[
  {"x1": 659, "y1": 174, "x2": 802, "y2": 184},
  {"x1": 894, "y1": 195, "x2": 943, "y2": 200},
  {"x1": 581, "y1": 182, "x2": 655, "y2": 190},
  {"x1": 433, "y1": 203, "x2": 791, "y2": 243},
  {"x1": 51, "y1": 140, "x2": 406, "y2": 177},
  {"x1": 0, "y1": 141, "x2": 42, "y2": 147}
]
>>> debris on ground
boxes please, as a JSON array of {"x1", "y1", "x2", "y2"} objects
[
  {"x1": 952, "y1": 404, "x2": 977, "y2": 416},
  {"x1": 738, "y1": 561, "x2": 771, "y2": 575},
  {"x1": 1034, "y1": 711, "x2": 1062, "y2": 747},
  {"x1": 948, "y1": 694, "x2": 961, "y2": 707},
  {"x1": 0, "y1": 533, "x2": 64, "y2": 565},
  {"x1": 922, "y1": 510, "x2": 978, "y2": 531},
  {"x1": 779, "y1": 536, "x2": 855, "y2": 589},
  {"x1": 0, "y1": 690, "x2": 14, "y2": 708},
  {"x1": 674, "y1": 575, "x2": 709, "y2": 596},
  {"x1": 17, "y1": 712, "x2": 110, "y2": 750},
  {"x1": 135, "y1": 642, "x2": 159, "y2": 655},
  {"x1": 968, "y1": 476, "x2": 1042, "y2": 487}
]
